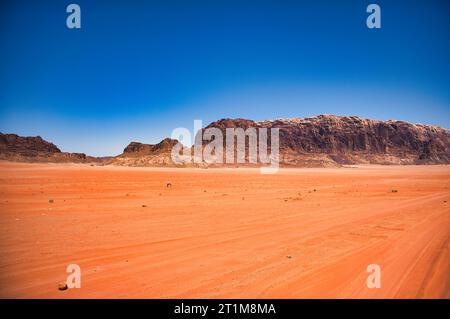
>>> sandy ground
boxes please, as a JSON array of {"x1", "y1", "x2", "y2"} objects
[{"x1": 0, "y1": 161, "x2": 448, "y2": 299}]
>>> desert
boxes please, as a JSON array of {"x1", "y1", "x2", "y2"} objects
[
  {"x1": 0, "y1": 161, "x2": 448, "y2": 298},
  {"x1": 2, "y1": 0, "x2": 450, "y2": 304}
]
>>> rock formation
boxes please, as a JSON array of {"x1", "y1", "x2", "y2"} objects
[
  {"x1": 111, "y1": 138, "x2": 181, "y2": 166},
  {"x1": 0, "y1": 133, "x2": 97, "y2": 163},
  {"x1": 203, "y1": 115, "x2": 450, "y2": 165},
  {"x1": 2, "y1": 115, "x2": 449, "y2": 166}
]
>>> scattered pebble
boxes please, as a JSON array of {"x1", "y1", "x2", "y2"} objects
[
  {"x1": 58, "y1": 282, "x2": 68, "y2": 291},
  {"x1": 49, "y1": 199, "x2": 54, "y2": 203}
]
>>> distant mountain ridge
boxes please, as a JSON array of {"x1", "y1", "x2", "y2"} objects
[
  {"x1": 0, "y1": 133, "x2": 97, "y2": 163},
  {"x1": 111, "y1": 138, "x2": 181, "y2": 166},
  {"x1": 1, "y1": 115, "x2": 449, "y2": 166},
  {"x1": 203, "y1": 115, "x2": 450, "y2": 165}
]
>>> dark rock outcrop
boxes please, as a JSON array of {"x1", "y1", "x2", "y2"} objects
[
  {"x1": 0, "y1": 133, "x2": 98, "y2": 163},
  {"x1": 122, "y1": 138, "x2": 179, "y2": 156},
  {"x1": 203, "y1": 115, "x2": 450, "y2": 165},
  {"x1": 111, "y1": 138, "x2": 181, "y2": 166},
  {"x1": 0, "y1": 133, "x2": 60, "y2": 155},
  {"x1": 2, "y1": 115, "x2": 449, "y2": 167}
]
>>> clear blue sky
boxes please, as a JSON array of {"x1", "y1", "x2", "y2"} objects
[{"x1": 1, "y1": 0, "x2": 449, "y2": 156}]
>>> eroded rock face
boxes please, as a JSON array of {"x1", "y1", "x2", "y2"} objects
[
  {"x1": 122, "y1": 138, "x2": 179, "y2": 156},
  {"x1": 2, "y1": 115, "x2": 449, "y2": 167},
  {"x1": 112, "y1": 138, "x2": 181, "y2": 166},
  {"x1": 204, "y1": 115, "x2": 450, "y2": 165},
  {"x1": 0, "y1": 133, "x2": 61, "y2": 156},
  {"x1": 123, "y1": 142, "x2": 153, "y2": 155},
  {"x1": 0, "y1": 133, "x2": 96, "y2": 163}
]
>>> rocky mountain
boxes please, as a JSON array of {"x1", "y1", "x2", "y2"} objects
[
  {"x1": 0, "y1": 133, "x2": 98, "y2": 163},
  {"x1": 0, "y1": 133, "x2": 61, "y2": 155},
  {"x1": 2, "y1": 115, "x2": 449, "y2": 166},
  {"x1": 203, "y1": 115, "x2": 450, "y2": 165},
  {"x1": 110, "y1": 138, "x2": 181, "y2": 166}
]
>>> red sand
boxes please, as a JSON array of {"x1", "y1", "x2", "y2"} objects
[{"x1": 0, "y1": 162, "x2": 448, "y2": 298}]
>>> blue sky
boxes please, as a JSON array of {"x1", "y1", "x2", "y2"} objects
[{"x1": 1, "y1": 0, "x2": 449, "y2": 156}]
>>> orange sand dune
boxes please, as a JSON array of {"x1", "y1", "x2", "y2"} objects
[{"x1": 0, "y1": 162, "x2": 448, "y2": 298}]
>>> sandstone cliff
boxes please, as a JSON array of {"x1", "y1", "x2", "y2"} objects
[
  {"x1": 2, "y1": 115, "x2": 449, "y2": 167},
  {"x1": 0, "y1": 133, "x2": 98, "y2": 163},
  {"x1": 110, "y1": 138, "x2": 181, "y2": 166},
  {"x1": 203, "y1": 115, "x2": 450, "y2": 165}
]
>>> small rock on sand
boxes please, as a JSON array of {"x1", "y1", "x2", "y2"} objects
[{"x1": 58, "y1": 282, "x2": 68, "y2": 291}]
